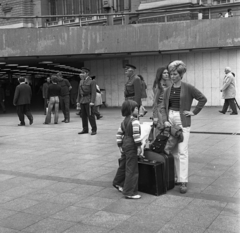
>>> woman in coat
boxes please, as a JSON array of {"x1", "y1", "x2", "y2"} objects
[
  {"x1": 219, "y1": 67, "x2": 238, "y2": 115},
  {"x1": 161, "y1": 60, "x2": 207, "y2": 194}
]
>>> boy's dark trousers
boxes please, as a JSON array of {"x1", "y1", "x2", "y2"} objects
[{"x1": 113, "y1": 142, "x2": 139, "y2": 196}]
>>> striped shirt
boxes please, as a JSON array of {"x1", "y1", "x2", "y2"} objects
[
  {"x1": 169, "y1": 86, "x2": 181, "y2": 111},
  {"x1": 116, "y1": 116, "x2": 142, "y2": 147}
]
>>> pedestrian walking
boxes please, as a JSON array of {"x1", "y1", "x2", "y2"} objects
[
  {"x1": 13, "y1": 77, "x2": 33, "y2": 126},
  {"x1": 57, "y1": 72, "x2": 72, "y2": 123},
  {"x1": 161, "y1": 60, "x2": 207, "y2": 194},
  {"x1": 77, "y1": 67, "x2": 97, "y2": 135},
  {"x1": 219, "y1": 67, "x2": 238, "y2": 115},
  {"x1": 113, "y1": 100, "x2": 143, "y2": 199}
]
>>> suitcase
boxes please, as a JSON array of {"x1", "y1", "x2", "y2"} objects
[
  {"x1": 144, "y1": 148, "x2": 175, "y2": 191},
  {"x1": 138, "y1": 159, "x2": 166, "y2": 196}
]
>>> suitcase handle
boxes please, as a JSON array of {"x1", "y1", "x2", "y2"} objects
[{"x1": 139, "y1": 158, "x2": 157, "y2": 163}]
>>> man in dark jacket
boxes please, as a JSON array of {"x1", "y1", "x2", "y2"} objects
[
  {"x1": 57, "y1": 72, "x2": 72, "y2": 123},
  {"x1": 13, "y1": 77, "x2": 33, "y2": 126}
]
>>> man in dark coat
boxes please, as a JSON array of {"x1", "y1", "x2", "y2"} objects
[
  {"x1": 13, "y1": 77, "x2": 33, "y2": 126},
  {"x1": 57, "y1": 72, "x2": 72, "y2": 123},
  {"x1": 76, "y1": 67, "x2": 97, "y2": 135}
]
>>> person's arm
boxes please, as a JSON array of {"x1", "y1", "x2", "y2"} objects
[
  {"x1": 133, "y1": 77, "x2": 142, "y2": 106},
  {"x1": 160, "y1": 90, "x2": 168, "y2": 124},
  {"x1": 221, "y1": 75, "x2": 232, "y2": 91},
  {"x1": 190, "y1": 86, "x2": 207, "y2": 115},
  {"x1": 116, "y1": 125, "x2": 124, "y2": 152},
  {"x1": 66, "y1": 80, "x2": 72, "y2": 91},
  {"x1": 90, "y1": 80, "x2": 97, "y2": 105},
  {"x1": 132, "y1": 119, "x2": 142, "y2": 146},
  {"x1": 132, "y1": 119, "x2": 143, "y2": 156},
  {"x1": 13, "y1": 86, "x2": 19, "y2": 106}
]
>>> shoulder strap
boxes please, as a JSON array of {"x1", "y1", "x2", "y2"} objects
[{"x1": 121, "y1": 117, "x2": 133, "y2": 135}]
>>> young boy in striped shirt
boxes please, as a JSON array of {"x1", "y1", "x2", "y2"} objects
[{"x1": 113, "y1": 100, "x2": 144, "y2": 199}]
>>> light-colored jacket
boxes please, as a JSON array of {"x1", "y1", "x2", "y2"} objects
[{"x1": 222, "y1": 73, "x2": 236, "y2": 99}]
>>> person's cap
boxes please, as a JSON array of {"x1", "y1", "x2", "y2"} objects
[
  {"x1": 125, "y1": 64, "x2": 136, "y2": 69},
  {"x1": 81, "y1": 67, "x2": 90, "y2": 73}
]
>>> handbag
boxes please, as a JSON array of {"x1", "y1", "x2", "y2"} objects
[{"x1": 149, "y1": 127, "x2": 170, "y2": 153}]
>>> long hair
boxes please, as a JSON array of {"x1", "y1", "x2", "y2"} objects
[{"x1": 153, "y1": 67, "x2": 166, "y2": 91}]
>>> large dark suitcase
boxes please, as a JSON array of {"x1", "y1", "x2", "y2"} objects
[
  {"x1": 144, "y1": 148, "x2": 175, "y2": 191},
  {"x1": 138, "y1": 159, "x2": 166, "y2": 196}
]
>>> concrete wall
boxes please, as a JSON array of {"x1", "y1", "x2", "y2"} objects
[
  {"x1": 0, "y1": 17, "x2": 240, "y2": 56},
  {"x1": 85, "y1": 50, "x2": 240, "y2": 107}
]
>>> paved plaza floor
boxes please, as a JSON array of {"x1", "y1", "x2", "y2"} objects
[{"x1": 0, "y1": 107, "x2": 239, "y2": 233}]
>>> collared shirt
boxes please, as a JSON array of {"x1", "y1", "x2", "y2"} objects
[{"x1": 77, "y1": 76, "x2": 96, "y2": 104}]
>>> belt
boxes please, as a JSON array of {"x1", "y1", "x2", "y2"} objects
[{"x1": 125, "y1": 93, "x2": 134, "y2": 98}]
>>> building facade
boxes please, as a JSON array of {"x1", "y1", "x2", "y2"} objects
[{"x1": 0, "y1": 0, "x2": 239, "y2": 107}]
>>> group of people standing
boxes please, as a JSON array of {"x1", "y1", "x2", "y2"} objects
[
  {"x1": 113, "y1": 60, "x2": 208, "y2": 199},
  {"x1": 13, "y1": 68, "x2": 103, "y2": 133}
]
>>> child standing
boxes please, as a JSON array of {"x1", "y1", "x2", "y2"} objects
[{"x1": 113, "y1": 100, "x2": 144, "y2": 199}]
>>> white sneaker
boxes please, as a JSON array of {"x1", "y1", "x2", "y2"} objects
[{"x1": 125, "y1": 194, "x2": 141, "y2": 199}]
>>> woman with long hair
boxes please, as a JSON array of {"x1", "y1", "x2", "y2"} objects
[{"x1": 152, "y1": 67, "x2": 171, "y2": 128}]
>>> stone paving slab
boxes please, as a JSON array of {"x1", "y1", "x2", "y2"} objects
[{"x1": 0, "y1": 107, "x2": 239, "y2": 232}]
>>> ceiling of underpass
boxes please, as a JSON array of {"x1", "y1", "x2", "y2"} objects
[
  {"x1": 0, "y1": 54, "x2": 93, "y2": 79},
  {"x1": 0, "y1": 52, "x2": 137, "y2": 80}
]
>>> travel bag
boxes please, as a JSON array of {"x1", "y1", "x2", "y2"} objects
[
  {"x1": 138, "y1": 159, "x2": 166, "y2": 196},
  {"x1": 144, "y1": 148, "x2": 175, "y2": 191}
]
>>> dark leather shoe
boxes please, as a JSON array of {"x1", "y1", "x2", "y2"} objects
[
  {"x1": 65, "y1": 120, "x2": 69, "y2": 123},
  {"x1": 180, "y1": 183, "x2": 187, "y2": 194},
  {"x1": 219, "y1": 111, "x2": 225, "y2": 114},
  {"x1": 43, "y1": 122, "x2": 49, "y2": 124},
  {"x1": 230, "y1": 112, "x2": 238, "y2": 115},
  {"x1": 91, "y1": 131, "x2": 97, "y2": 135},
  {"x1": 62, "y1": 119, "x2": 66, "y2": 122},
  {"x1": 29, "y1": 119, "x2": 33, "y2": 125},
  {"x1": 78, "y1": 131, "x2": 88, "y2": 134},
  {"x1": 97, "y1": 115, "x2": 103, "y2": 120},
  {"x1": 18, "y1": 124, "x2": 25, "y2": 126}
]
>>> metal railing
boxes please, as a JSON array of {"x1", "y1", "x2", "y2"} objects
[{"x1": 0, "y1": 3, "x2": 239, "y2": 28}]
